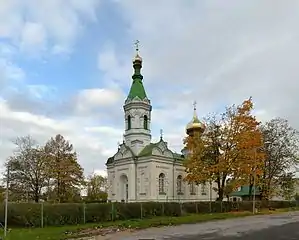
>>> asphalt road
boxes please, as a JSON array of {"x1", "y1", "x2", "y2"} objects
[
  {"x1": 105, "y1": 211, "x2": 299, "y2": 240},
  {"x1": 169, "y1": 221, "x2": 299, "y2": 240}
]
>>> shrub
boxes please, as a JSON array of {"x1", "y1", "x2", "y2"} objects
[{"x1": 0, "y1": 200, "x2": 296, "y2": 227}]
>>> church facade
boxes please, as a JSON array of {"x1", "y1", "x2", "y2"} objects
[{"x1": 106, "y1": 50, "x2": 218, "y2": 202}]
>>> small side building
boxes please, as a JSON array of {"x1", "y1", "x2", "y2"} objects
[{"x1": 229, "y1": 186, "x2": 261, "y2": 201}]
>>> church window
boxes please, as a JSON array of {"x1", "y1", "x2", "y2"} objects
[
  {"x1": 177, "y1": 175, "x2": 183, "y2": 194},
  {"x1": 140, "y1": 172, "x2": 145, "y2": 195},
  {"x1": 143, "y1": 115, "x2": 148, "y2": 129},
  {"x1": 201, "y1": 183, "x2": 207, "y2": 195},
  {"x1": 190, "y1": 182, "x2": 196, "y2": 195},
  {"x1": 127, "y1": 115, "x2": 132, "y2": 130},
  {"x1": 158, "y1": 173, "x2": 165, "y2": 194}
]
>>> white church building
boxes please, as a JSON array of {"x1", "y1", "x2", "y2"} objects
[{"x1": 106, "y1": 48, "x2": 218, "y2": 202}]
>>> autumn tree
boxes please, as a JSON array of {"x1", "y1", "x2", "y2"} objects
[
  {"x1": 44, "y1": 134, "x2": 84, "y2": 203},
  {"x1": 0, "y1": 185, "x2": 5, "y2": 202},
  {"x1": 184, "y1": 98, "x2": 264, "y2": 201},
  {"x1": 5, "y1": 136, "x2": 49, "y2": 202},
  {"x1": 85, "y1": 174, "x2": 108, "y2": 202},
  {"x1": 278, "y1": 172, "x2": 296, "y2": 200},
  {"x1": 259, "y1": 118, "x2": 299, "y2": 199}
]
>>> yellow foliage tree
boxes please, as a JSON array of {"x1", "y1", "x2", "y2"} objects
[
  {"x1": 44, "y1": 134, "x2": 84, "y2": 202},
  {"x1": 184, "y1": 97, "x2": 264, "y2": 201},
  {"x1": 86, "y1": 174, "x2": 108, "y2": 202}
]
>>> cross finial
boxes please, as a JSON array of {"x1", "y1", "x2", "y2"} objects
[
  {"x1": 193, "y1": 101, "x2": 197, "y2": 111},
  {"x1": 160, "y1": 129, "x2": 163, "y2": 140},
  {"x1": 134, "y1": 40, "x2": 140, "y2": 53}
]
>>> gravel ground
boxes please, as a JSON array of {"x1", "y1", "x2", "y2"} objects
[{"x1": 92, "y1": 211, "x2": 299, "y2": 240}]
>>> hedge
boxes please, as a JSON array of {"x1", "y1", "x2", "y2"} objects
[{"x1": 0, "y1": 200, "x2": 297, "y2": 227}]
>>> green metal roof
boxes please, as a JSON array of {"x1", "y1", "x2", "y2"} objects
[
  {"x1": 138, "y1": 143, "x2": 156, "y2": 157},
  {"x1": 106, "y1": 141, "x2": 184, "y2": 165},
  {"x1": 127, "y1": 78, "x2": 147, "y2": 100},
  {"x1": 126, "y1": 58, "x2": 147, "y2": 101},
  {"x1": 138, "y1": 141, "x2": 184, "y2": 160},
  {"x1": 230, "y1": 186, "x2": 260, "y2": 196}
]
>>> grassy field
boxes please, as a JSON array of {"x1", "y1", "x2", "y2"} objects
[{"x1": 0, "y1": 208, "x2": 297, "y2": 240}]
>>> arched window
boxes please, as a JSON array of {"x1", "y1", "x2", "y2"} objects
[
  {"x1": 177, "y1": 175, "x2": 183, "y2": 194},
  {"x1": 127, "y1": 115, "x2": 131, "y2": 130},
  {"x1": 140, "y1": 172, "x2": 145, "y2": 194},
  {"x1": 143, "y1": 115, "x2": 148, "y2": 130},
  {"x1": 190, "y1": 182, "x2": 196, "y2": 195},
  {"x1": 158, "y1": 173, "x2": 165, "y2": 194}
]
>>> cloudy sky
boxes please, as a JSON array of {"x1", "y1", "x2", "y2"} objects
[{"x1": 0, "y1": 0, "x2": 298, "y2": 176}]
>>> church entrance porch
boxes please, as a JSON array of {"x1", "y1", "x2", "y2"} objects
[{"x1": 120, "y1": 174, "x2": 129, "y2": 202}]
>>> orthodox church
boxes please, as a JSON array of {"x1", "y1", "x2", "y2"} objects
[{"x1": 106, "y1": 47, "x2": 218, "y2": 202}]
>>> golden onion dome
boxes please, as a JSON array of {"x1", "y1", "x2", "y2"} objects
[
  {"x1": 133, "y1": 53, "x2": 142, "y2": 63},
  {"x1": 186, "y1": 102, "x2": 205, "y2": 134}
]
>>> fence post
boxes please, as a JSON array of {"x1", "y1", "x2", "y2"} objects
[
  {"x1": 140, "y1": 202, "x2": 143, "y2": 219},
  {"x1": 83, "y1": 202, "x2": 86, "y2": 224},
  {"x1": 180, "y1": 202, "x2": 183, "y2": 216},
  {"x1": 41, "y1": 202, "x2": 44, "y2": 228},
  {"x1": 195, "y1": 202, "x2": 198, "y2": 214},
  {"x1": 162, "y1": 202, "x2": 165, "y2": 216}
]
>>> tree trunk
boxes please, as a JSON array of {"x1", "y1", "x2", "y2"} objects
[
  {"x1": 217, "y1": 188, "x2": 224, "y2": 201},
  {"x1": 248, "y1": 183, "x2": 253, "y2": 201},
  {"x1": 34, "y1": 186, "x2": 39, "y2": 203},
  {"x1": 216, "y1": 176, "x2": 223, "y2": 201}
]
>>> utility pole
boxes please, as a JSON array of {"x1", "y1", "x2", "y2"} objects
[
  {"x1": 252, "y1": 147, "x2": 257, "y2": 214},
  {"x1": 4, "y1": 166, "x2": 10, "y2": 237},
  {"x1": 209, "y1": 180, "x2": 212, "y2": 212}
]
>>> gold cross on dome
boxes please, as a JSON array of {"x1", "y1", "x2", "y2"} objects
[
  {"x1": 134, "y1": 40, "x2": 140, "y2": 52},
  {"x1": 193, "y1": 101, "x2": 197, "y2": 110}
]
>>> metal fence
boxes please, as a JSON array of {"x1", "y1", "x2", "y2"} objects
[{"x1": 2, "y1": 200, "x2": 298, "y2": 228}]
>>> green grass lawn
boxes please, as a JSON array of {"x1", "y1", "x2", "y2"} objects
[{"x1": 1, "y1": 208, "x2": 297, "y2": 240}]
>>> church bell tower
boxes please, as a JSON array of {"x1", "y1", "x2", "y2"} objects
[{"x1": 123, "y1": 41, "x2": 152, "y2": 155}]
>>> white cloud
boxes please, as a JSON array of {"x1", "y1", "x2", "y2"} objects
[
  {"x1": 0, "y1": 58, "x2": 25, "y2": 89},
  {"x1": 0, "y1": 0, "x2": 101, "y2": 55},
  {"x1": 84, "y1": 126, "x2": 123, "y2": 138},
  {"x1": 26, "y1": 84, "x2": 56, "y2": 99},
  {"x1": 111, "y1": 0, "x2": 299, "y2": 131},
  {"x1": 20, "y1": 22, "x2": 47, "y2": 53},
  {"x1": 1, "y1": 0, "x2": 299, "y2": 179},
  {"x1": 97, "y1": 44, "x2": 132, "y2": 87},
  {"x1": 93, "y1": 169, "x2": 107, "y2": 177},
  {"x1": 75, "y1": 88, "x2": 124, "y2": 113},
  {"x1": 0, "y1": 100, "x2": 120, "y2": 173}
]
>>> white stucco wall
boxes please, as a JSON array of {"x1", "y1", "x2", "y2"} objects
[{"x1": 107, "y1": 155, "x2": 219, "y2": 202}]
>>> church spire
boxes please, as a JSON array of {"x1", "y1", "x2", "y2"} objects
[
  {"x1": 123, "y1": 40, "x2": 152, "y2": 155},
  {"x1": 127, "y1": 40, "x2": 147, "y2": 101}
]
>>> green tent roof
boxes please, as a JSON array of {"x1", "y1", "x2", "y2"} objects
[{"x1": 127, "y1": 79, "x2": 147, "y2": 100}]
